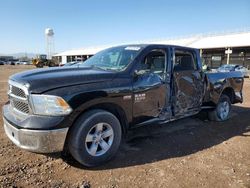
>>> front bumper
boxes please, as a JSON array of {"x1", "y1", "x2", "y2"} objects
[{"x1": 3, "y1": 117, "x2": 69, "y2": 153}]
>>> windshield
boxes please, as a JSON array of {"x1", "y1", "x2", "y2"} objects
[{"x1": 77, "y1": 46, "x2": 142, "y2": 71}]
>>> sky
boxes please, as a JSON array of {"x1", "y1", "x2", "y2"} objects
[{"x1": 0, "y1": 0, "x2": 249, "y2": 54}]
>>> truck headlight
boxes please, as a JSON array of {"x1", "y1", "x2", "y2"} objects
[{"x1": 30, "y1": 94, "x2": 72, "y2": 116}]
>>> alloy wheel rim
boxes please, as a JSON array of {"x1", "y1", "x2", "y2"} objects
[
  {"x1": 218, "y1": 101, "x2": 230, "y2": 120},
  {"x1": 85, "y1": 123, "x2": 114, "y2": 157}
]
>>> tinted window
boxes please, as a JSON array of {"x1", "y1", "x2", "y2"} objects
[
  {"x1": 174, "y1": 51, "x2": 197, "y2": 71},
  {"x1": 140, "y1": 50, "x2": 166, "y2": 75}
]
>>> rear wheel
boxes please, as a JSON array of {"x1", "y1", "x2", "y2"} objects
[
  {"x1": 208, "y1": 94, "x2": 231, "y2": 121},
  {"x1": 48, "y1": 61, "x2": 56, "y2": 67},
  {"x1": 36, "y1": 61, "x2": 44, "y2": 68},
  {"x1": 68, "y1": 109, "x2": 122, "y2": 167}
]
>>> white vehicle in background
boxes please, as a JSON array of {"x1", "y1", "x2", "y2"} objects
[
  {"x1": 21, "y1": 61, "x2": 32, "y2": 65},
  {"x1": 15, "y1": 61, "x2": 22, "y2": 65},
  {"x1": 15, "y1": 61, "x2": 29, "y2": 65},
  {"x1": 217, "y1": 64, "x2": 249, "y2": 78}
]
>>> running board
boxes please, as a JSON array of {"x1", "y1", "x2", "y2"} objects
[
  {"x1": 132, "y1": 110, "x2": 200, "y2": 128},
  {"x1": 201, "y1": 106, "x2": 215, "y2": 109}
]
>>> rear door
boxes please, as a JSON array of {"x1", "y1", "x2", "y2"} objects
[
  {"x1": 172, "y1": 48, "x2": 204, "y2": 115},
  {"x1": 132, "y1": 47, "x2": 171, "y2": 122}
]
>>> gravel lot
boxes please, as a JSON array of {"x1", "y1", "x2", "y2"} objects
[{"x1": 0, "y1": 65, "x2": 249, "y2": 188}]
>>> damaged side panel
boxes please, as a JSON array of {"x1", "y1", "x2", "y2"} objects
[
  {"x1": 173, "y1": 71, "x2": 204, "y2": 115},
  {"x1": 172, "y1": 48, "x2": 204, "y2": 116},
  {"x1": 204, "y1": 71, "x2": 244, "y2": 104}
]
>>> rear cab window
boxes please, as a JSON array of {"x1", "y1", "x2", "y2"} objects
[{"x1": 174, "y1": 50, "x2": 197, "y2": 71}]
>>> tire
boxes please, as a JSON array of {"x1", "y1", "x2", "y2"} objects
[
  {"x1": 68, "y1": 109, "x2": 122, "y2": 167},
  {"x1": 208, "y1": 94, "x2": 231, "y2": 121},
  {"x1": 48, "y1": 62, "x2": 55, "y2": 67},
  {"x1": 36, "y1": 62, "x2": 44, "y2": 68}
]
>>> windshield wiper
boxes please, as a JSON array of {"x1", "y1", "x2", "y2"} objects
[
  {"x1": 90, "y1": 65, "x2": 107, "y2": 71},
  {"x1": 91, "y1": 65, "x2": 119, "y2": 72},
  {"x1": 76, "y1": 64, "x2": 105, "y2": 70},
  {"x1": 102, "y1": 67, "x2": 119, "y2": 71},
  {"x1": 77, "y1": 64, "x2": 118, "y2": 71}
]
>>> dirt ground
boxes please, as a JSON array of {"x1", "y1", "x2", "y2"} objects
[{"x1": 0, "y1": 65, "x2": 249, "y2": 188}]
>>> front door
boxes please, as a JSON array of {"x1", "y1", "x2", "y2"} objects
[{"x1": 132, "y1": 48, "x2": 170, "y2": 122}]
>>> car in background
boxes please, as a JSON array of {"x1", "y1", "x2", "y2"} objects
[
  {"x1": 15, "y1": 61, "x2": 22, "y2": 65},
  {"x1": 217, "y1": 64, "x2": 249, "y2": 78},
  {"x1": 7, "y1": 61, "x2": 16, "y2": 65},
  {"x1": 0, "y1": 61, "x2": 6, "y2": 65},
  {"x1": 21, "y1": 61, "x2": 32, "y2": 65},
  {"x1": 14, "y1": 61, "x2": 29, "y2": 65}
]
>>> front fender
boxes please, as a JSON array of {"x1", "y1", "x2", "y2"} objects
[{"x1": 44, "y1": 79, "x2": 133, "y2": 129}]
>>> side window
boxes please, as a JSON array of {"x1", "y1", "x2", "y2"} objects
[
  {"x1": 109, "y1": 52, "x2": 120, "y2": 65},
  {"x1": 140, "y1": 50, "x2": 166, "y2": 75},
  {"x1": 174, "y1": 51, "x2": 197, "y2": 71}
]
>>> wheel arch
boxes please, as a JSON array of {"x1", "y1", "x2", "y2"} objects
[
  {"x1": 86, "y1": 103, "x2": 129, "y2": 134},
  {"x1": 67, "y1": 102, "x2": 129, "y2": 138},
  {"x1": 63, "y1": 102, "x2": 128, "y2": 153},
  {"x1": 221, "y1": 87, "x2": 235, "y2": 104}
]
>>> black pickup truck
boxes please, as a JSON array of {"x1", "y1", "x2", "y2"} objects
[{"x1": 2, "y1": 44, "x2": 244, "y2": 167}]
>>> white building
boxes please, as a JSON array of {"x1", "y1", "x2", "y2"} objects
[
  {"x1": 53, "y1": 30, "x2": 250, "y2": 68},
  {"x1": 53, "y1": 46, "x2": 108, "y2": 65}
]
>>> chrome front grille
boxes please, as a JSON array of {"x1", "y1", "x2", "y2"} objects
[
  {"x1": 10, "y1": 85, "x2": 26, "y2": 99},
  {"x1": 11, "y1": 100, "x2": 30, "y2": 114},
  {"x1": 8, "y1": 80, "x2": 30, "y2": 115}
]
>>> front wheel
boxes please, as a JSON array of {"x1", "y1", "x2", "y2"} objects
[
  {"x1": 68, "y1": 110, "x2": 122, "y2": 167},
  {"x1": 36, "y1": 62, "x2": 44, "y2": 68},
  {"x1": 208, "y1": 94, "x2": 231, "y2": 121},
  {"x1": 48, "y1": 61, "x2": 56, "y2": 67}
]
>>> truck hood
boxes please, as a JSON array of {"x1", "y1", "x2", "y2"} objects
[{"x1": 10, "y1": 66, "x2": 116, "y2": 93}]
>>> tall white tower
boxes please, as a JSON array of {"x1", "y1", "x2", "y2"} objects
[{"x1": 45, "y1": 28, "x2": 55, "y2": 59}]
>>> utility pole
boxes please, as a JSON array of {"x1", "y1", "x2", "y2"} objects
[{"x1": 225, "y1": 48, "x2": 232, "y2": 64}]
